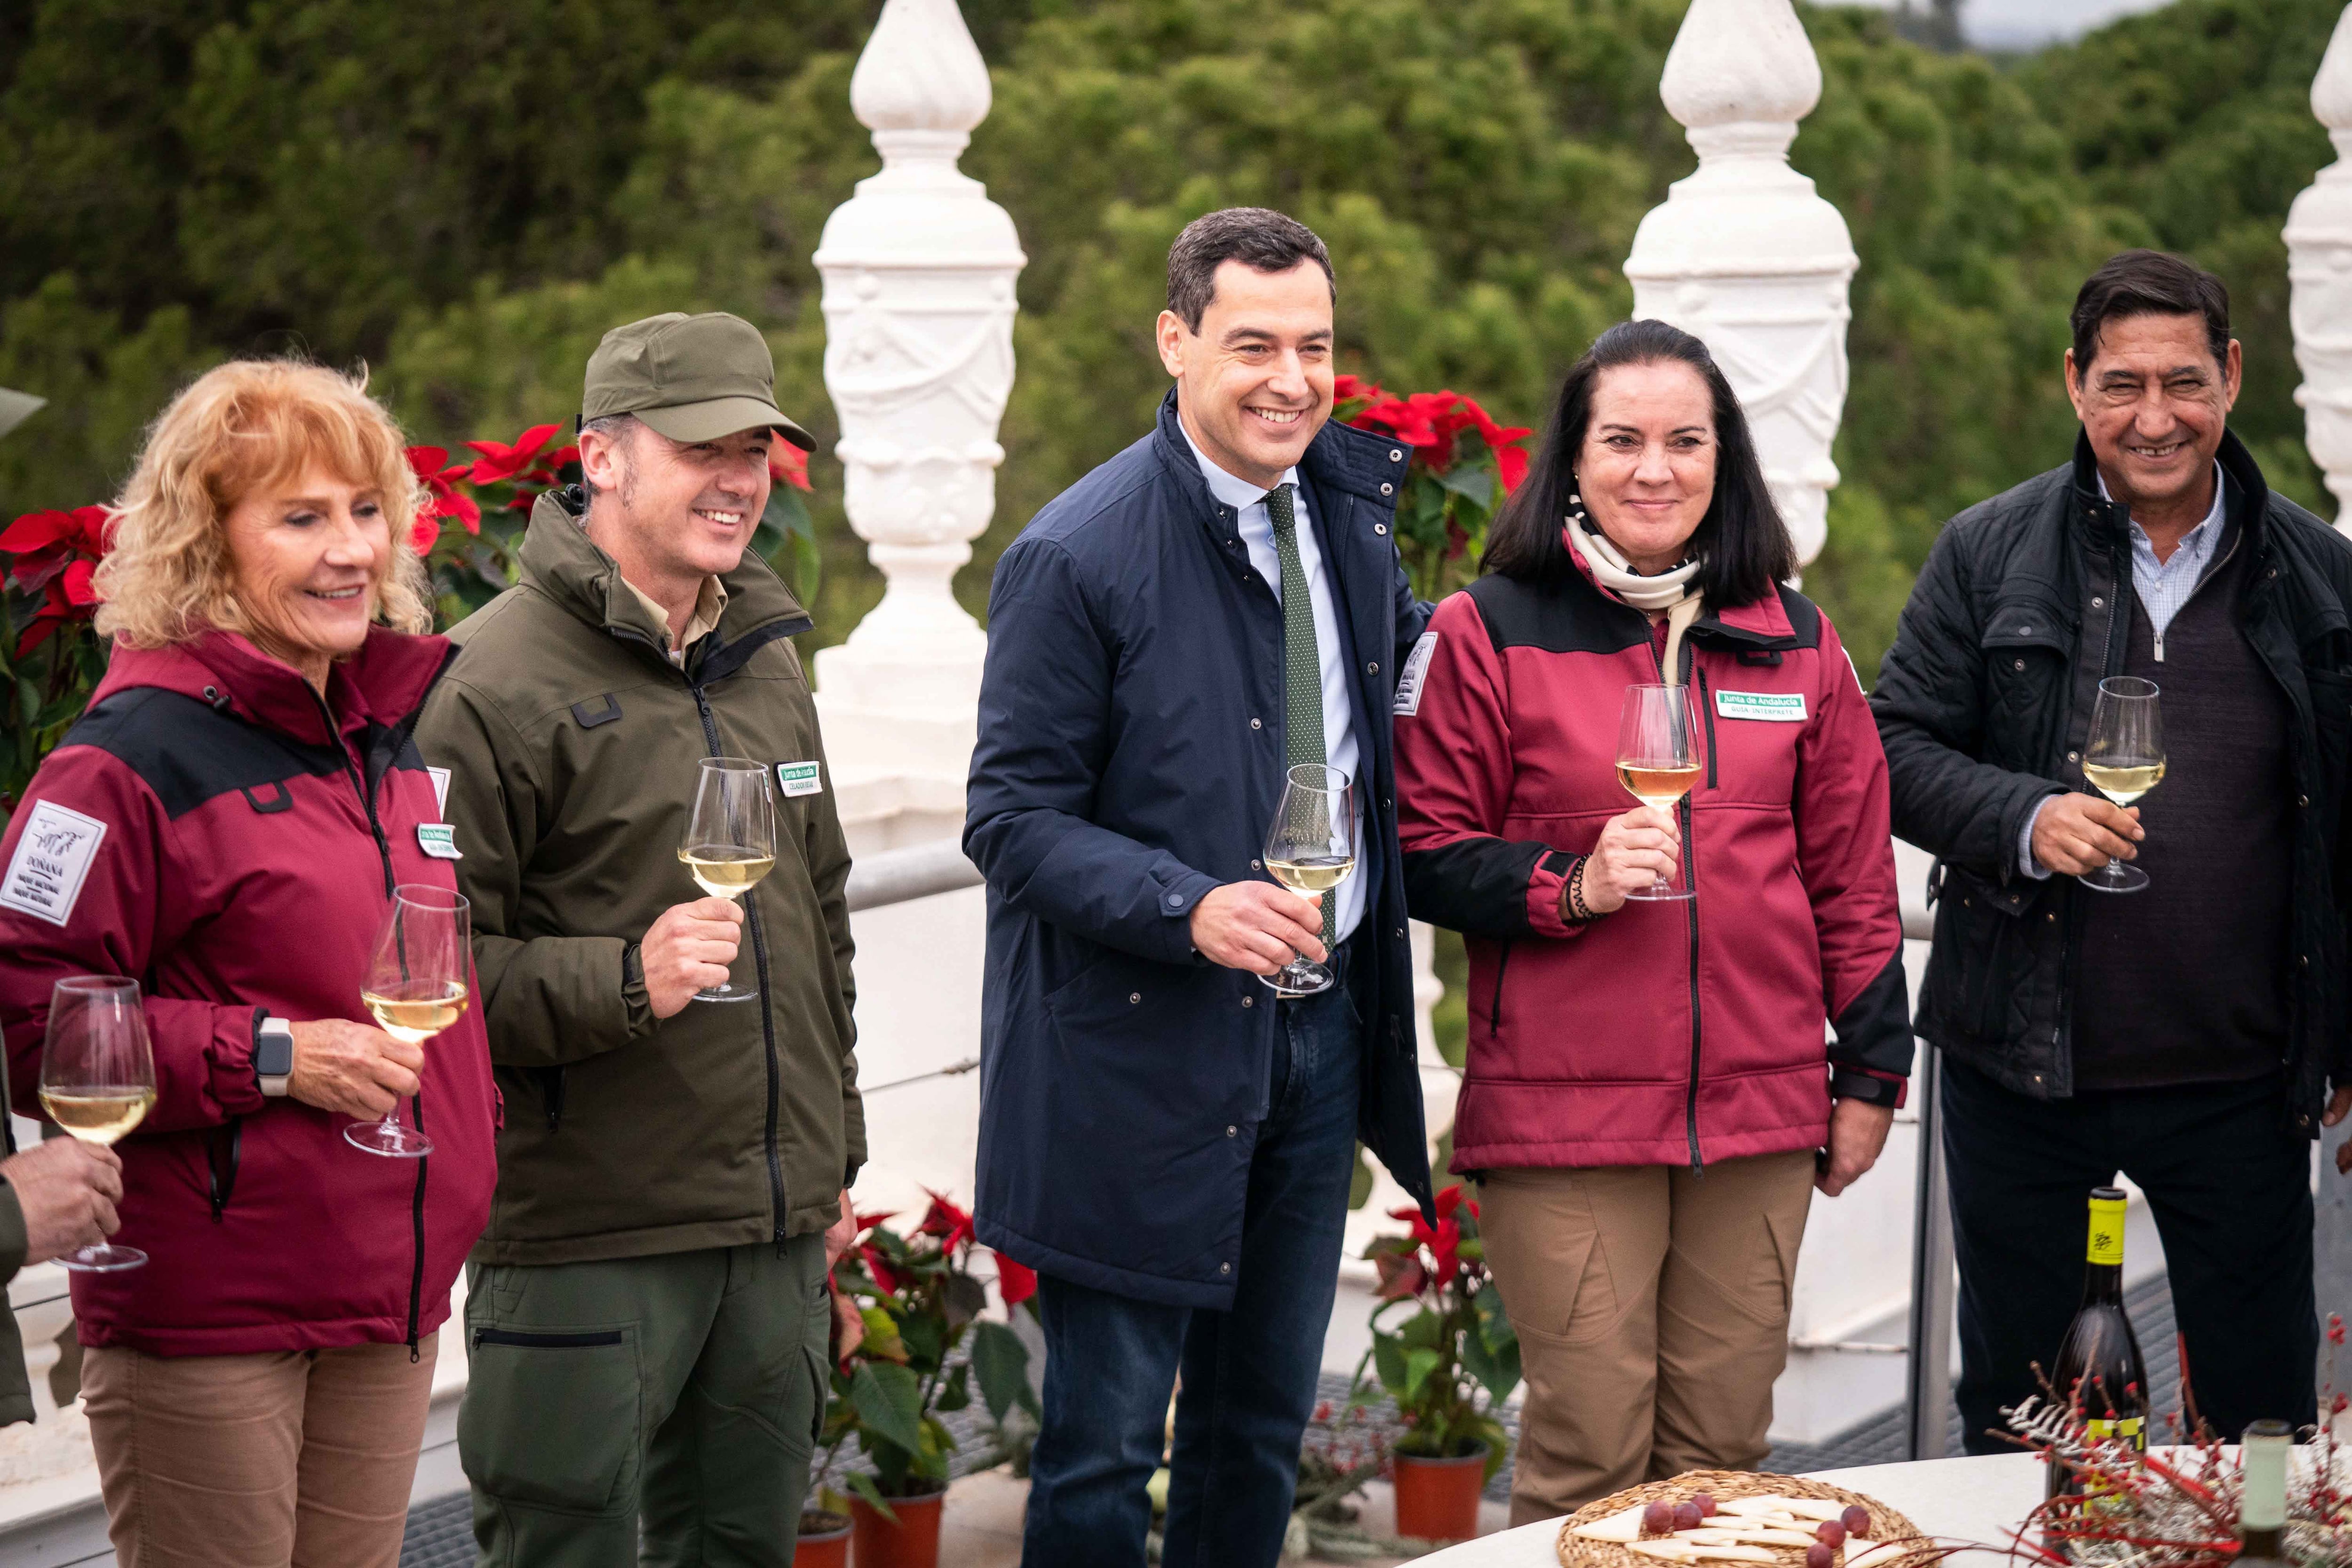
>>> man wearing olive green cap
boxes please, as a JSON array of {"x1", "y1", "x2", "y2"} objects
[{"x1": 420, "y1": 311, "x2": 861, "y2": 1565}]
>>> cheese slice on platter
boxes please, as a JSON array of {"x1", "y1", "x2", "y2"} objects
[
  {"x1": 1718, "y1": 1497, "x2": 1847, "y2": 1524},
  {"x1": 1572, "y1": 1506, "x2": 1650, "y2": 1544},
  {"x1": 1847, "y1": 1540, "x2": 1907, "y2": 1568},
  {"x1": 1734, "y1": 1529, "x2": 1820, "y2": 1547},
  {"x1": 1629, "y1": 1542, "x2": 1701, "y2": 1561}
]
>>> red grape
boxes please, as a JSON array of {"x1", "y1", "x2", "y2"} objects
[
  {"x1": 1675, "y1": 1503, "x2": 1705, "y2": 1531},
  {"x1": 1644, "y1": 1502, "x2": 1676, "y2": 1536},
  {"x1": 1806, "y1": 1545, "x2": 1835, "y2": 1568},
  {"x1": 1690, "y1": 1493, "x2": 1717, "y2": 1520},
  {"x1": 1816, "y1": 1522, "x2": 1847, "y2": 1548},
  {"x1": 1841, "y1": 1507, "x2": 1871, "y2": 1537}
]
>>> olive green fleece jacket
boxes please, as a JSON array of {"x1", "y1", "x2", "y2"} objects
[{"x1": 415, "y1": 489, "x2": 862, "y2": 1266}]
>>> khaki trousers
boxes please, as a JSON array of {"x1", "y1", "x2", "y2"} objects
[
  {"x1": 83, "y1": 1337, "x2": 438, "y2": 1568},
  {"x1": 1478, "y1": 1151, "x2": 1814, "y2": 1527}
]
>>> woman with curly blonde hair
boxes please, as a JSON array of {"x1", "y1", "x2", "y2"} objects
[{"x1": 0, "y1": 358, "x2": 498, "y2": 1568}]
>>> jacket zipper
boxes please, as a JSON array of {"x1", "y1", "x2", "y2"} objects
[
  {"x1": 2149, "y1": 529, "x2": 2241, "y2": 663},
  {"x1": 307, "y1": 687, "x2": 429, "y2": 1359},
  {"x1": 1488, "y1": 941, "x2": 1514, "y2": 1033},
  {"x1": 686, "y1": 682, "x2": 792, "y2": 1252},
  {"x1": 1650, "y1": 637, "x2": 1706, "y2": 1172}
]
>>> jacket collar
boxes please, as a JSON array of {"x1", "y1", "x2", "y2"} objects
[
  {"x1": 518, "y1": 487, "x2": 814, "y2": 674},
  {"x1": 1561, "y1": 522, "x2": 1798, "y2": 646},
  {"x1": 1150, "y1": 389, "x2": 1406, "y2": 542},
  {"x1": 2069, "y1": 427, "x2": 2272, "y2": 559},
  {"x1": 91, "y1": 626, "x2": 453, "y2": 748}
]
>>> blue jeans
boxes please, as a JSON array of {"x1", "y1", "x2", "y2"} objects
[{"x1": 1021, "y1": 941, "x2": 1365, "y2": 1568}]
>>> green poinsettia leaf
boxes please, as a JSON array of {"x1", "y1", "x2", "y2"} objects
[
  {"x1": 1401, "y1": 1346, "x2": 1442, "y2": 1403},
  {"x1": 969, "y1": 1319, "x2": 1037, "y2": 1423},
  {"x1": 1371, "y1": 1332, "x2": 1409, "y2": 1399},
  {"x1": 1435, "y1": 455, "x2": 1499, "y2": 506},
  {"x1": 1474, "y1": 1282, "x2": 1517, "y2": 1355},
  {"x1": 1398, "y1": 1308, "x2": 1446, "y2": 1352},
  {"x1": 849, "y1": 1361, "x2": 927, "y2": 1461},
  {"x1": 842, "y1": 1468, "x2": 897, "y2": 1523},
  {"x1": 936, "y1": 1361, "x2": 971, "y2": 1413}
]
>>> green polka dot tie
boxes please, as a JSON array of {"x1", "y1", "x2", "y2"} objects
[{"x1": 1266, "y1": 483, "x2": 1334, "y2": 948}]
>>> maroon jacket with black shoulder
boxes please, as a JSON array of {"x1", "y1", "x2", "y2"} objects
[
  {"x1": 1394, "y1": 544, "x2": 1912, "y2": 1174},
  {"x1": 0, "y1": 629, "x2": 497, "y2": 1357}
]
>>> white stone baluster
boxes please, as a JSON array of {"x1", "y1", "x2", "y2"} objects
[
  {"x1": 1623, "y1": 0, "x2": 1858, "y2": 569},
  {"x1": 813, "y1": 0, "x2": 1026, "y2": 804},
  {"x1": 2288, "y1": 3, "x2": 2352, "y2": 531}
]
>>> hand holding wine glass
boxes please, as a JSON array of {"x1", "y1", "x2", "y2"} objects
[
  {"x1": 676, "y1": 758, "x2": 776, "y2": 1004},
  {"x1": 1615, "y1": 684, "x2": 1701, "y2": 903},
  {"x1": 1260, "y1": 764, "x2": 1356, "y2": 996},
  {"x1": 1577, "y1": 806, "x2": 1684, "y2": 915},
  {"x1": 39, "y1": 975, "x2": 157, "y2": 1271},
  {"x1": 349, "y1": 884, "x2": 471, "y2": 1157},
  {"x1": 2078, "y1": 676, "x2": 2163, "y2": 895}
]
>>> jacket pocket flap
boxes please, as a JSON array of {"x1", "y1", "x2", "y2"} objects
[
  {"x1": 1940, "y1": 860, "x2": 2036, "y2": 920},
  {"x1": 1978, "y1": 596, "x2": 2074, "y2": 652}
]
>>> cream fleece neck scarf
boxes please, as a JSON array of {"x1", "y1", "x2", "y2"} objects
[{"x1": 1565, "y1": 513, "x2": 1706, "y2": 682}]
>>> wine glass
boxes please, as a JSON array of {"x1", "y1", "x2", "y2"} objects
[
  {"x1": 2079, "y1": 676, "x2": 2163, "y2": 895},
  {"x1": 1616, "y1": 684, "x2": 1701, "y2": 903},
  {"x1": 677, "y1": 757, "x2": 776, "y2": 1003},
  {"x1": 350, "y1": 884, "x2": 470, "y2": 1157},
  {"x1": 40, "y1": 976, "x2": 157, "y2": 1271},
  {"x1": 1261, "y1": 763, "x2": 1357, "y2": 997}
]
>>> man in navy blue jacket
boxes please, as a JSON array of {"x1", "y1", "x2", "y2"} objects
[{"x1": 966, "y1": 208, "x2": 1436, "y2": 1565}]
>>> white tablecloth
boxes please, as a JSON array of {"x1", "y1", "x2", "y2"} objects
[{"x1": 1415, "y1": 1453, "x2": 2047, "y2": 1567}]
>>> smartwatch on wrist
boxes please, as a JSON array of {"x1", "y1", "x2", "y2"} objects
[{"x1": 254, "y1": 1015, "x2": 295, "y2": 1098}]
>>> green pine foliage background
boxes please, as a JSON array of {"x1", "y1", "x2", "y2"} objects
[{"x1": 0, "y1": 0, "x2": 2341, "y2": 683}]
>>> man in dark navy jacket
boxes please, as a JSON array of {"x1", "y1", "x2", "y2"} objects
[{"x1": 966, "y1": 208, "x2": 1434, "y2": 1565}]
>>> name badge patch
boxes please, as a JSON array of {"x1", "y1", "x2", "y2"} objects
[
  {"x1": 416, "y1": 823, "x2": 463, "y2": 860},
  {"x1": 1394, "y1": 631, "x2": 1440, "y2": 717},
  {"x1": 0, "y1": 801, "x2": 106, "y2": 927},
  {"x1": 776, "y1": 762, "x2": 824, "y2": 798},
  {"x1": 1715, "y1": 690, "x2": 1807, "y2": 723}
]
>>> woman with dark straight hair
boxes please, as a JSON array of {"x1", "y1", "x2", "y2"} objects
[{"x1": 1394, "y1": 319, "x2": 1912, "y2": 1520}]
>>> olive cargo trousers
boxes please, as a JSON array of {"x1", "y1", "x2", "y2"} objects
[
  {"x1": 1477, "y1": 1151, "x2": 1816, "y2": 1526},
  {"x1": 459, "y1": 1234, "x2": 831, "y2": 1567}
]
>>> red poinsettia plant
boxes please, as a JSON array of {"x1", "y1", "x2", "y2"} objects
[
  {"x1": 0, "y1": 504, "x2": 112, "y2": 816},
  {"x1": 820, "y1": 1191, "x2": 1041, "y2": 1516},
  {"x1": 1335, "y1": 376, "x2": 1531, "y2": 604},
  {"x1": 1348, "y1": 1182, "x2": 1520, "y2": 1478}
]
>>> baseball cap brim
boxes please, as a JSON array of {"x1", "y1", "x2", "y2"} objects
[{"x1": 635, "y1": 396, "x2": 816, "y2": 452}]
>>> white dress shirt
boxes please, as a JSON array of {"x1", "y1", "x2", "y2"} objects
[
  {"x1": 2018, "y1": 463, "x2": 2227, "y2": 879},
  {"x1": 1181, "y1": 422, "x2": 1366, "y2": 942}
]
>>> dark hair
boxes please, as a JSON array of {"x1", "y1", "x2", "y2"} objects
[
  {"x1": 2070, "y1": 249, "x2": 2231, "y2": 378},
  {"x1": 1481, "y1": 318, "x2": 1795, "y2": 608},
  {"x1": 1166, "y1": 207, "x2": 1336, "y2": 332}
]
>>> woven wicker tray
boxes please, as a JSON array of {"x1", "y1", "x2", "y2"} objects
[{"x1": 1557, "y1": 1470, "x2": 1929, "y2": 1568}]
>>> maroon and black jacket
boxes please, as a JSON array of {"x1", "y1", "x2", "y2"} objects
[
  {"x1": 1395, "y1": 546, "x2": 1912, "y2": 1174},
  {"x1": 0, "y1": 629, "x2": 497, "y2": 1357}
]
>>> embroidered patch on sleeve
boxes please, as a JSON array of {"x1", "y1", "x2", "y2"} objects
[
  {"x1": 0, "y1": 801, "x2": 107, "y2": 928},
  {"x1": 1393, "y1": 631, "x2": 1440, "y2": 717}
]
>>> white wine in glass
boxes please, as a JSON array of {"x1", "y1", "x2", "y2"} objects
[
  {"x1": 1261, "y1": 764, "x2": 1357, "y2": 997},
  {"x1": 680, "y1": 757, "x2": 777, "y2": 1003},
  {"x1": 2080, "y1": 676, "x2": 2163, "y2": 895},
  {"x1": 350, "y1": 884, "x2": 471, "y2": 1157},
  {"x1": 1617, "y1": 683, "x2": 1700, "y2": 903},
  {"x1": 40, "y1": 976, "x2": 157, "y2": 1271}
]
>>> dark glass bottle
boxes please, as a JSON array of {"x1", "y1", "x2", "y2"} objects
[
  {"x1": 2238, "y1": 1419, "x2": 2293, "y2": 1567},
  {"x1": 2045, "y1": 1186, "x2": 2150, "y2": 1505}
]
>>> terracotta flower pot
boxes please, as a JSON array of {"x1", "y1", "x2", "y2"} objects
[
  {"x1": 1391, "y1": 1441, "x2": 1489, "y2": 1542},
  {"x1": 792, "y1": 1509, "x2": 851, "y2": 1567},
  {"x1": 848, "y1": 1484, "x2": 948, "y2": 1568}
]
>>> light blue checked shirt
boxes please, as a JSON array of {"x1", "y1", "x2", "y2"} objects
[{"x1": 2017, "y1": 464, "x2": 2228, "y2": 879}]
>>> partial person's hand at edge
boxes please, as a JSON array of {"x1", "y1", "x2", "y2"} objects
[
  {"x1": 2326, "y1": 1084, "x2": 2352, "y2": 1176},
  {"x1": 1189, "y1": 882, "x2": 1327, "y2": 976},
  {"x1": 825, "y1": 1188, "x2": 856, "y2": 1270},
  {"x1": 2, "y1": 1138, "x2": 122, "y2": 1266},
  {"x1": 642, "y1": 897, "x2": 745, "y2": 1019},
  {"x1": 1816, "y1": 1097, "x2": 1895, "y2": 1197}
]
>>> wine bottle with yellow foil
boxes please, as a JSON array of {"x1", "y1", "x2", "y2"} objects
[{"x1": 2045, "y1": 1186, "x2": 2150, "y2": 1504}]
